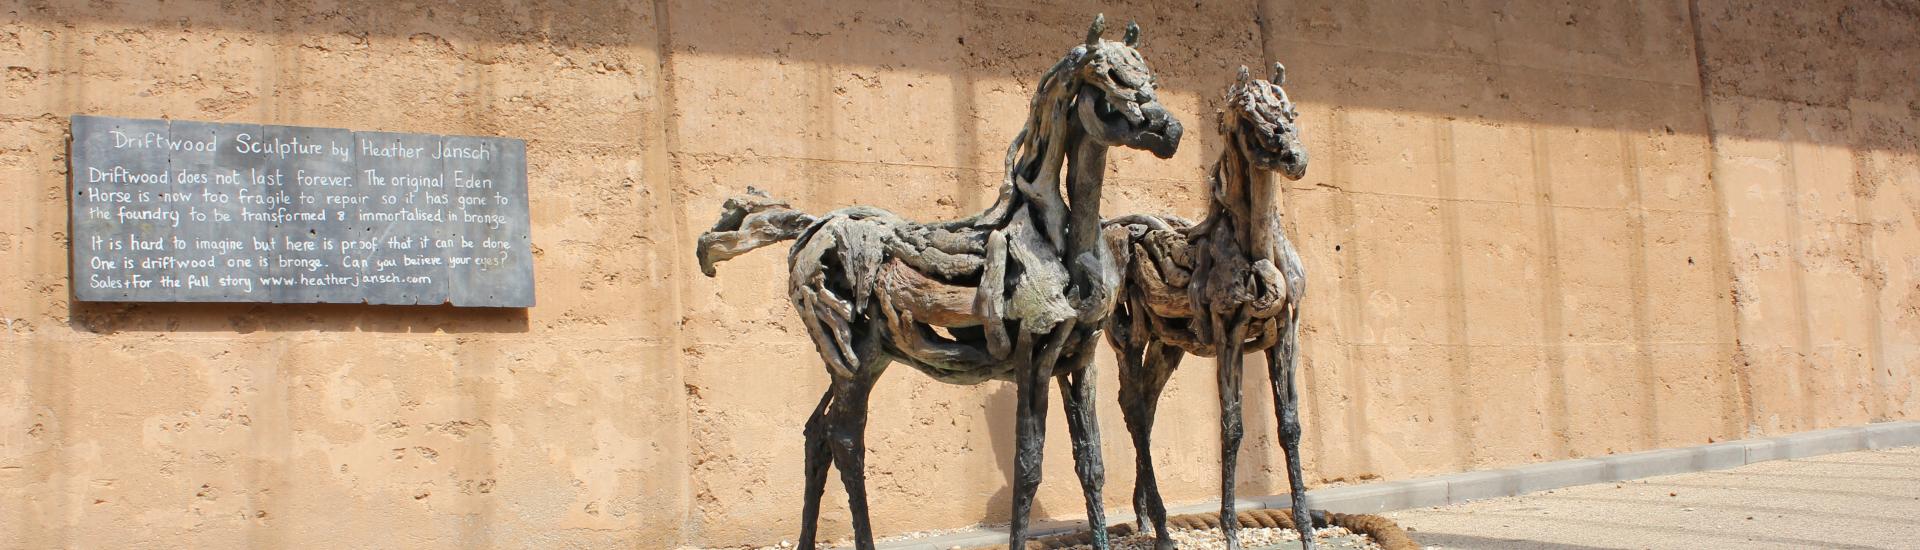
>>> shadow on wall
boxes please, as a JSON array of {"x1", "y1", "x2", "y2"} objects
[
  {"x1": 980, "y1": 382, "x2": 1047, "y2": 526},
  {"x1": 18, "y1": 0, "x2": 1916, "y2": 150},
  {"x1": 971, "y1": 369, "x2": 1290, "y2": 529},
  {"x1": 17, "y1": 0, "x2": 1920, "y2": 547}
]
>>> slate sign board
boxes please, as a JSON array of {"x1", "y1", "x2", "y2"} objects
[{"x1": 69, "y1": 115, "x2": 534, "y2": 307}]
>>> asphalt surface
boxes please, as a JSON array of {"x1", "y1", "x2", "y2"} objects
[{"x1": 1384, "y1": 446, "x2": 1920, "y2": 549}]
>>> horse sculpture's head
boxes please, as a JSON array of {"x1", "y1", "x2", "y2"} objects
[
  {"x1": 1224, "y1": 63, "x2": 1308, "y2": 180},
  {"x1": 1069, "y1": 16, "x2": 1183, "y2": 159}
]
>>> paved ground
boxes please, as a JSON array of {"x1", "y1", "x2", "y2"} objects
[{"x1": 1384, "y1": 447, "x2": 1920, "y2": 549}]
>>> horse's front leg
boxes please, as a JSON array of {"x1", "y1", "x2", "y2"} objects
[
  {"x1": 1214, "y1": 309, "x2": 1251, "y2": 550},
  {"x1": 1057, "y1": 330, "x2": 1109, "y2": 549},
  {"x1": 1010, "y1": 320, "x2": 1075, "y2": 549}
]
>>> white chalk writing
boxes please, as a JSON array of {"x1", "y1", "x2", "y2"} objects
[{"x1": 69, "y1": 116, "x2": 531, "y2": 306}]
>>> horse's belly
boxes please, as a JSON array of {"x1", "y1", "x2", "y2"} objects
[
  {"x1": 877, "y1": 258, "x2": 982, "y2": 327},
  {"x1": 1140, "y1": 279, "x2": 1194, "y2": 319}
]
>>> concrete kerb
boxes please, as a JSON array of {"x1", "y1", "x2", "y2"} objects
[
  {"x1": 1601, "y1": 448, "x2": 1695, "y2": 481},
  {"x1": 1288, "y1": 478, "x2": 1447, "y2": 514},
  {"x1": 1511, "y1": 458, "x2": 1608, "y2": 494},
  {"x1": 876, "y1": 421, "x2": 1920, "y2": 549},
  {"x1": 1865, "y1": 421, "x2": 1920, "y2": 448}
]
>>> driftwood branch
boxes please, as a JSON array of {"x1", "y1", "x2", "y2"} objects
[
  {"x1": 696, "y1": 187, "x2": 817, "y2": 277},
  {"x1": 691, "y1": 16, "x2": 1185, "y2": 550},
  {"x1": 1107, "y1": 67, "x2": 1317, "y2": 550}
]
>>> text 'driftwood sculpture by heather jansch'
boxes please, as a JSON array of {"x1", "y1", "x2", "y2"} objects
[{"x1": 68, "y1": 115, "x2": 533, "y2": 307}]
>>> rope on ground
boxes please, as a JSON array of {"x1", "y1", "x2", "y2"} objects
[{"x1": 977, "y1": 509, "x2": 1417, "y2": 550}]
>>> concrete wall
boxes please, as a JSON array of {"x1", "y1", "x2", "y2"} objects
[{"x1": 1, "y1": 0, "x2": 1914, "y2": 547}]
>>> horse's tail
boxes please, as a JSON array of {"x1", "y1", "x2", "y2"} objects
[{"x1": 695, "y1": 187, "x2": 818, "y2": 277}]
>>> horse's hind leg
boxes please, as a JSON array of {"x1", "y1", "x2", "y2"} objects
[
  {"x1": 1057, "y1": 334, "x2": 1109, "y2": 549},
  {"x1": 1119, "y1": 340, "x2": 1180, "y2": 550},
  {"x1": 1116, "y1": 344, "x2": 1152, "y2": 532},
  {"x1": 798, "y1": 391, "x2": 833, "y2": 549},
  {"x1": 1112, "y1": 300, "x2": 1155, "y2": 535},
  {"x1": 827, "y1": 375, "x2": 878, "y2": 550}
]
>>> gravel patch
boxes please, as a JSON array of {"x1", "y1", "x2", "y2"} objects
[
  {"x1": 721, "y1": 525, "x2": 1384, "y2": 550},
  {"x1": 1054, "y1": 526, "x2": 1382, "y2": 550}
]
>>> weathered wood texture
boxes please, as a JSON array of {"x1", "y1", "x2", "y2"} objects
[
  {"x1": 1105, "y1": 65, "x2": 1313, "y2": 550},
  {"x1": 696, "y1": 16, "x2": 1183, "y2": 550}
]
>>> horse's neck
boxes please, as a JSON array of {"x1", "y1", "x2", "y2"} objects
[
  {"x1": 1199, "y1": 136, "x2": 1282, "y2": 259},
  {"x1": 1063, "y1": 132, "x2": 1106, "y2": 261},
  {"x1": 962, "y1": 104, "x2": 1082, "y2": 242}
]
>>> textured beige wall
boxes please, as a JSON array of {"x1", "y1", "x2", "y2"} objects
[
  {"x1": 1695, "y1": 0, "x2": 1920, "y2": 436},
  {"x1": 2, "y1": 1, "x2": 690, "y2": 548},
  {"x1": 1, "y1": 0, "x2": 1915, "y2": 548}
]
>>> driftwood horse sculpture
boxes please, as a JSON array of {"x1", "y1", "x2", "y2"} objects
[
  {"x1": 696, "y1": 16, "x2": 1182, "y2": 550},
  {"x1": 1104, "y1": 64, "x2": 1312, "y2": 550}
]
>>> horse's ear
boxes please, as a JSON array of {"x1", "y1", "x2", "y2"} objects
[
  {"x1": 1086, "y1": 13, "x2": 1106, "y2": 47},
  {"x1": 1272, "y1": 62, "x2": 1287, "y2": 85},
  {"x1": 1236, "y1": 65, "x2": 1252, "y2": 84},
  {"x1": 1124, "y1": 21, "x2": 1140, "y2": 46}
]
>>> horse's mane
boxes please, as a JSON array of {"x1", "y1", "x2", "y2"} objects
[{"x1": 949, "y1": 46, "x2": 1090, "y2": 230}]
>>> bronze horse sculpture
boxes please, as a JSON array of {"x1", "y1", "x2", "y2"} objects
[
  {"x1": 1104, "y1": 64, "x2": 1313, "y2": 550},
  {"x1": 697, "y1": 16, "x2": 1182, "y2": 550}
]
